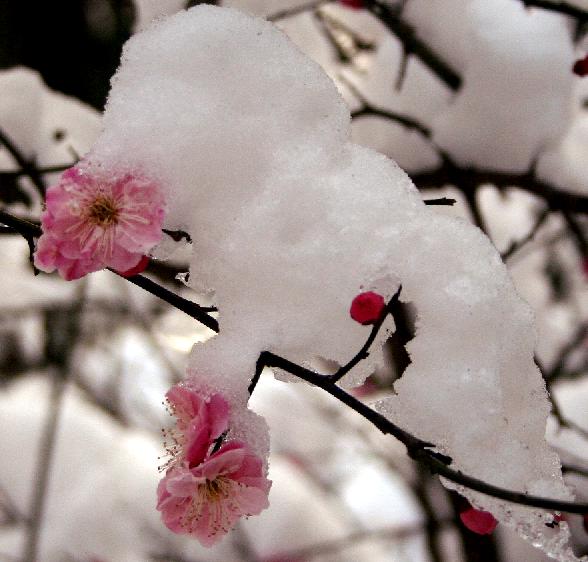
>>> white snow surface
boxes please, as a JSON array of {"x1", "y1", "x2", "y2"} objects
[
  {"x1": 405, "y1": 0, "x2": 575, "y2": 172},
  {"x1": 87, "y1": 5, "x2": 579, "y2": 559}
]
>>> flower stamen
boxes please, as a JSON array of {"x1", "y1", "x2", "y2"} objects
[{"x1": 88, "y1": 196, "x2": 119, "y2": 226}]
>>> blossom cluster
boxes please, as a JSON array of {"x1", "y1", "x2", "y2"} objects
[
  {"x1": 156, "y1": 384, "x2": 271, "y2": 546},
  {"x1": 34, "y1": 163, "x2": 165, "y2": 280}
]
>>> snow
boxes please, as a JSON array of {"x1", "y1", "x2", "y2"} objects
[
  {"x1": 84, "y1": 4, "x2": 583, "y2": 559},
  {"x1": 406, "y1": 0, "x2": 575, "y2": 172}
]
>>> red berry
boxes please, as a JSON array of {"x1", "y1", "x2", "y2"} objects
[
  {"x1": 350, "y1": 291, "x2": 386, "y2": 325},
  {"x1": 460, "y1": 507, "x2": 498, "y2": 535},
  {"x1": 340, "y1": 0, "x2": 364, "y2": 9},
  {"x1": 118, "y1": 255, "x2": 150, "y2": 277},
  {"x1": 554, "y1": 513, "x2": 566, "y2": 523},
  {"x1": 573, "y1": 55, "x2": 588, "y2": 77}
]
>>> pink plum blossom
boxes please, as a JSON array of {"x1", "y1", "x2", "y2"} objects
[
  {"x1": 157, "y1": 440, "x2": 271, "y2": 546},
  {"x1": 34, "y1": 164, "x2": 165, "y2": 280},
  {"x1": 160, "y1": 385, "x2": 230, "y2": 471},
  {"x1": 158, "y1": 384, "x2": 271, "y2": 546}
]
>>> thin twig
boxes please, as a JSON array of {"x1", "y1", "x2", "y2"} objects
[
  {"x1": 267, "y1": 0, "x2": 329, "y2": 21},
  {"x1": 329, "y1": 285, "x2": 401, "y2": 382},
  {"x1": 411, "y1": 163, "x2": 588, "y2": 214},
  {"x1": 0, "y1": 483, "x2": 27, "y2": 525},
  {"x1": 22, "y1": 286, "x2": 87, "y2": 562},
  {"x1": 22, "y1": 373, "x2": 67, "y2": 562},
  {"x1": 415, "y1": 466, "x2": 443, "y2": 562},
  {"x1": 255, "y1": 350, "x2": 588, "y2": 514},
  {"x1": 520, "y1": 0, "x2": 588, "y2": 21},
  {"x1": 362, "y1": 0, "x2": 462, "y2": 91},
  {"x1": 110, "y1": 270, "x2": 219, "y2": 332},
  {"x1": 0, "y1": 164, "x2": 72, "y2": 179},
  {"x1": 0, "y1": 209, "x2": 219, "y2": 332},
  {"x1": 345, "y1": 76, "x2": 432, "y2": 139},
  {"x1": 544, "y1": 322, "x2": 588, "y2": 384},
  {"x1": 463, "y1": 187, "x2": 487, "y2": 233},
  {"x1": 561, "y1": 210, "x2": 587, "y2": 257},
  {"x1": 424, "y1": 197, "x2": 456, "y2": 206},
  {"x1": 0, "y1": 129, "x2": 46, "y2": 196},
  {"x1": 502, "y1": 208, "x2": 550, "y2": 261},
  {"x1": 563, "y1": 464, "x2": 588, "y2": 478}
]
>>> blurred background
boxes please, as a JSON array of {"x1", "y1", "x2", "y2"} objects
[{"x1": 0, "y1": 1, "x2": 587, "y2": 561}]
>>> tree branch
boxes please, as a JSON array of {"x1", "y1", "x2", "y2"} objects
[
  {"x1": 411, "y1": 163, "x2": 588, "y2": 214},
  {"x1": 22, "y1": 286, "x2": 87, "y2": 562},
  {"x1": 520, "y1": 0, "x2": 588, "y2": 21},
  {"x1": 254, "y1": 350, "x2": 588, "y2": 514},
  {"x1": 502, "y1": 208, "x2": 550, "y2": 261},
  {"x1": 267, "y1": 0, "x2": 329, "y2": 21},
  {"x1": 0, "y1": 129, "x2": 46, "y2": 196},
  {"x1": 0, "y1": 208, "x2": 219, "y2": 332},
  {"x1": 329, "y1": 285, "x2": 401, "y2": 382},
  {"x1": 362, "y1": 0, "x2": 462, "y2": 91}
]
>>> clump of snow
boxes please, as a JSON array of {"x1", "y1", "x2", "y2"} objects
[
  {"x1": 87, "y1": 5, "x2": 580, "y2": 559},
  {"x1": 405, "y1": 0, "x2": 575, "y2": 172}
]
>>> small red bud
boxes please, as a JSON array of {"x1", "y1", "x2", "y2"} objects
[
  {"x1": 350, "y1": 291, "x2": 386, "y2": 325},
  {"x1": 460, "y1": 507, "x2": 498, "y2": 535},
  {"x1": 118, "y1": 255, "x2": 150, "y2": 277},
  {"x1": 573, "y1": 55, "x2": 588, "y2": 77},
  {"x1": 340, "y1": 0, "x2": 365, "y2": 9}
]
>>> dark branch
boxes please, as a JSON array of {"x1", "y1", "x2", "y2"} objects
[
  {"x1": 162, "y1": 228, "x2": 192, "y2": 243},
  {"x1": 255, "y1": 350, "x2": 588, "y2": 514},
  {"x1": 351, "y1": 105, "x2": 433, "y2": 138},
  {"x1": 329, "y1": 285, "x2": 402, "y2": 382},
  {"x1": 502, "y1": 208, "x2": 550, "y2": 261},
  {"x1": 345, "y1": 76, "x2": 433, "y2": 139},
  {"x1": 111, "y1": 270, "x2": 218, "y2": 332},
  {"x1": 0, "y1": 129, "x2": 46, "y2": 196},
  {"x1": 424, "y1": 197, "x2": 456, "y2": 206},
  {"x1": 544, "y1": 322, "x2": 588, "y2": 383},
  {"x1": 362, "y1": 0, "x2": 462, "y2": 91},
  {"x1": 411, "y1": 163, "x2": 588, "y2": 214},
  {"x1": 520, "y1": 0, "x2": 588, "y2": 21},
  {"x1": 563, "y1": 464, "x2": 588, "y2": 478},
  {"x1": 0, "y1": 208, "x2": 219, "y2": 332},
  {"x1": 267, "y1": 0, "x2": 329, "y2": 21},
  {"x1": 0, "y1": 164, "x2": 72, "y2": 179}
]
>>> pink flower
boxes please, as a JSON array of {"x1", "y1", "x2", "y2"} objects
[
  {"x1": 460, "y1": 507, "x2": 498, "y2": 535},
  {"x1": 157, "y1": 440, "x2": 271, "y2": 546},
  {"x1": 157, "y1": 384, "x2": 271, "y2": 546},
  {"x1": 34, "y1": 164, "x2": 165, "y2": 280},
  {"x1": 160, "y1": 386, "x2": 230, "y2": 471},
  {"x1": 350, "y1": 291, "x2": 386, "y2": 325}
]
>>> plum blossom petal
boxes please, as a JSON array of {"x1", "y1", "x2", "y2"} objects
[
  {"x1": 33, "y1": 162, "x2": 165, "y2": 280},
  {"x1": 157, "y1": 440, "x2": 271, "y2": 546},
  {"x1": 162, "y1": 385, "x2": 230, "y2": 469}
]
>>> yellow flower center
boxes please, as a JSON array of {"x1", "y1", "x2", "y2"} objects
[
  {"x1": 88, "y1": 196, "x2": 119, "y2": 226},
  {"x1": 205, "y1": 477, "x2": 230, "y2": 501}
]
